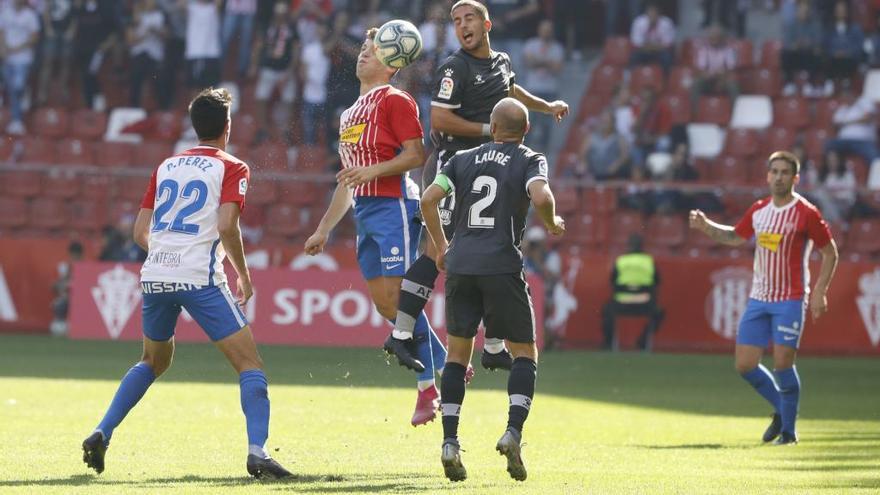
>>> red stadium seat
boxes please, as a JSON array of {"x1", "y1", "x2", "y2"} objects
[
  {"x1": 583, "y1": 186, "x2": 617, "y2": 213},
  {"x1": 647, "y1": 215, "x2": 687, "y2": 248},
  {"x1": 629, "y1": 65, "x2": 664, "y2": 93},
  {"x1": 804, "y1": 127, "x2": 833, "y2": 161},
  {"x1": 248, "y1": 142, "x2": 289, "y2": 172},
  {"x1": 230, "y1": 113, "x2": 258, "y2": 147},
  {"x1": 279, "y1": 180, "x2": 321, "y2": 207},
  {"x1": 814, "y1": 98, "x2": 843, "y2": 130},
  {"x1": 240, "y1": 203, "x2": 266, "y2": 228},
  {"x1": 660, "y1": 93, "x2": 692, "y2": 126},
  {"x1": 131, "y1": 141, "x2": 173, "y2": 169},
  {"x1": 575, "y1": 94, "x2": 607, "y2": 123},
  {"x1": 731, "y1": 39, "x2": 753, "y2": 69},
  {"x1": 94, "y1": 141, "x2": 135, "y2": 168},
  {"x1": 566, "y1": 212, "x2": 609, "y2": 248},
  {"x1": 760, "y1": 40, "x2": 782, "y2": 69},
  {"x1": 56, "y1": 138, "x2": 97, "y2": 166},
  {"x1": 695, "y1": 96, "x2": 732, "y2": 125},
  {"x1": 610, "y1": 211, "x2": 646, "y2": 247},
  {"x1": 29, "y1": 107, "x2": 69, "y2": 138},
  {"x1": 265, "y1": 204, "x2": 305, "y2": 237},
  {"x1": 723, "y1": 129, "x2": 761, "y2": 159},
  {"x1": 601, "y1": 36, "x2": 632, "y2": 66},
  {"x1": 68, "y1": 199, "x2": 109, "y2": 232},
  {"x1": 0, "y1": 197, "x2": 27, "y2": 229},
  {"x1": 69, "y1": 109, "x2": 108, "y2": 141},
  {"x1": 762, "y1": 127, "x2": 796, "y2": 157},
  {"x1": 742, "y1": 68, "x2": 781, "y2": 96},
  {"x1": 295, "y1": 145, "x2": 328, "y2": 173},
  {"x1": 712, "y1": 156, "x2": 750, "y2": 184},
  {"x1": 773, "y1": 97, "x2": 810, "y2": 129},
  {"x1": 80, "y1": 174, "x2": 115, "y2": 201},
  {"x1": 114, "y1": 175, "x2": 151, "y2": 202},
  {"x1": 589, "y1": 65, "x2": 624, "y2": 97},
  {"x1": 246, "y1": 179, "x2": 279, "y2": 206},
  {"x1": 145, "y1": 111, "x2": 184, "y2": 142},
  {"x1": 0, "y1": 135, "x2": 17, "y2": 161},
  {"x1": 19, "y1": 137, "x2": 57, "y2": 164},
  {"x1": 848, "y1": 219, "x2": 880, "y2": 255},
  {"x1": 2, "y1": 170, "x2": 42, "y2": 198},
  {"x1": 679, "y1": 39, "x2": 699, "y2": 67},
  {"x1": 42, "y1": 170, "x2": 82, "y2": 199},
  {"x1": 553, "y1": 187, "x2": 580, "y2": 215},
  {"x1": 667, "y1": 66, "x2": 695, "y2": 95},
  {"x1": 28, "y1": 198, "x2": 68, "y2": 230}
]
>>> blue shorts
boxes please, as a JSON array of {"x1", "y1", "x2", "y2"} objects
[
  {"x1": 737, "y1": 298, "x2": 807, "y2": 349},
  {"x1": 353, "y1": 196, "x2": 421, "y2": 280},
  {"x1": 141, "y1": 282, "x2": 248, "y2": 342}
]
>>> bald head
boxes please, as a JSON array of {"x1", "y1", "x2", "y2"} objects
[{"x1": 490, "y1": 98, "x2": 529, "y2": 141}]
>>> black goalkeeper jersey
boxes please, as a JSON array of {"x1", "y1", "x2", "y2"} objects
[
  {"x1": 430, "y1": 49, "x2": 516, "y2": 158},
  {"x1": 439, "y1": 141, "x2": 548, "y2": 275}
]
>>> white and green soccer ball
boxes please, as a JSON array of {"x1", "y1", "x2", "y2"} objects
[{"x1": 374, "y1": 19, "x2": 423, "y2": 69}]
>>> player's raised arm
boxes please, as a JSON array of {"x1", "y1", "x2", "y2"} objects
[
  {"x1": 510, "y1": 84, "x2": 569, "y2": 123},
  {"x1": 304, "y1": 183, "x2": 353, "y2": 255},
  {"x1": 218, "y1": 202, "x2": 252, "y2": 305},
  {"x1": 688, "y1": 209, "x2": 746, "y2": 246}
]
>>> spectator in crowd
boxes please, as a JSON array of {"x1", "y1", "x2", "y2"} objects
[
  {"x1": 825, "y1": 85, "x2": 879, "y2": 164},
  {"x1": 629, "y1": 2, "x2": 676, "y2": 74},
  {"x1": 251, "y1": 1, "x2": 299, "y2": 146},
  {"x1": 781, "y1": 0, "x2": 824, "y2": 97},
  {"x1": 580, "y1": 111, "x2": 632, "y2": 181},
  {"x1": 690, "y1": 24, "x2": 739, "y2": 114},
  {"x1": 522, "y1": 226, "x2": 563, "y2": 348},
  {"x1": 701, "y1": 0, "x2": 748, "y2": 37},
  {"x1": 300, "y1": 22, "x2": 329, "y2": 146},
  {"x1": 522, "y1": 19, "x2": 565, "y2": 151},
  {"x1": 221, "y1": 0, "x2": 257, "y2": 79},
  {"x1": 481, "y1": 0, "x2": 541, "y2": 70},
  {"x1": 823, "y1": 0, "x2": 864, "y2": 95},
  {"x1": 634, "y1": 86, "x2": 674, "y2": 156},
  {"x1": 185, "y1": 0, "x2": 222, "y2": 93},
  {"x1": 158, "y1": 0, "x2": 187, "y2": 109},
  {"x1": 812, "y1": 149, "x2": 857, "y2": 223},
  {"x1": 602, "y1": 234, "x2": 665, "y2": 351},
  {"x1": 127, "y1": 0, "x2": 167, "y2": 108},
  {"x1": 865, "y1": 10, "x2": 880, "y2": 67},
  {"x1": 37, "y1": 0, "x2": 76, "y2": 106},
  {"x1": 648, "y1": 142, "x2": 700, "y2": 213},
  {"x1": 325, "y1": 10, "x2": 360, "y2": 122},
  {"x1": 0, "y1": 0, "x2": 40, "y2": 135},
  {"x1": 99, "y1": 217, "x2": 147, "y2": 262},
  {"x1": 554, "y1": 0, "x2": 589, "y2": 59},
  {"x1": 605, "y1": 0, "x2": 642, "y2": 37},
  {"x1": 293, "y1": 0, "x2": 331, "y2": 45},
  {"x1": 418, "y1": 3, "x2": 457, "y2": 59},
  {"x1": 50, "y1": 240, "x2": 84, "y2": 337},
  {"x1": 791, "y1": 140, "x2": 818, "y2": 188},
  {"x1": 73, "y1": 0, "x2": 116, "y2": 111}
]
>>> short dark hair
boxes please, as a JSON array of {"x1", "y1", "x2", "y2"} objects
[
  {"x1": 188, "y1": 87, "x2": 232, "y2": 141},
  {"x1": 768, "y1": 150, "x2": 800, "y2": 175},
  {"x1": 451, "y1": 0, "x2": 489, "y2": 21}
]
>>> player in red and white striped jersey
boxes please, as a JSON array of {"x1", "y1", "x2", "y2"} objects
[
  {"x1": 689, "y1": 151, "x2": 839, "y2": 446},
  {"x1": 304, "y1": 27, "x2": 452, "y2": 426}
]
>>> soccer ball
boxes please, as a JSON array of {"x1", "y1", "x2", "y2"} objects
[{"x1": 374, "y1": 20, "x2": 423, "y2": 69}]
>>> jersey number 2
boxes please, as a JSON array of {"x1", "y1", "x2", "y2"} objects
[
  {"x1": 468, "y1": 175, "x2": 497, "y2": 229},
  {"x1": 152, "y1": 179, "x2": 209, "y2": 235}
]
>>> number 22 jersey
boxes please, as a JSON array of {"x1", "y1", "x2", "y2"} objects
[{"x1": 139, "y1": 145, "x2": 249, "y2": 286}]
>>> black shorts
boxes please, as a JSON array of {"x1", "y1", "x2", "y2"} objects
[
  {"x1": 445, "y1": 272, "x2": 536, "y2": 344},
  {"x1": 422, "y1": 148, "x2": 456, "y2": 238}
]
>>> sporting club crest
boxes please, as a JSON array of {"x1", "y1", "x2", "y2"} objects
[
  {"x1": 92, "y1": 265, "x2": 141, "y2": 339},
  {"x1": 705, "y1": 267, "x2": 752, "y2": 340},
  {"x1": 856, "y1": 268, "x2": 880, "y2": 347}
]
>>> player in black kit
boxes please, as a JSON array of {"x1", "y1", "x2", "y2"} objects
[
  {"x1": 421, "y1": 98, "x2": 565, "y2": 482},
  {"x1": 384, "y1": 0, "x2": 569, "y2": 374}
]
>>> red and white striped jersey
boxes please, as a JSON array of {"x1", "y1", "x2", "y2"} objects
[
  {"x1": 139, "y1": 146, "x2": 249, "y2": 286},
  {"x1": 338, "y1": 84, "x2": 423, "y2": 199},
  {"x1": 734, "y1": 194, "x2": 832, "y2": 302}
]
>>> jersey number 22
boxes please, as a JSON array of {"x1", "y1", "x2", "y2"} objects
[{"x1": 152, "y1": 179, "x2": 208, "y2": 235}]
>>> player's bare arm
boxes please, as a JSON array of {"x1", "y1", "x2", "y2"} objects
[
  {"x1": 431, "y1": 105, "x2": 488, "y2": 137},
  {"x1": 337, "y1": 137, "x2": 425, "y2": 188},
  {"x1": 218, "y1": 203, "x2": 252, "y2": 305},
  {"x1": 688, "y1": 209, "x2": 746, "y2": 246},
  {"x1": 304, "y1": 183, "x2": 354, "y2": 255},
  {"x1": 810, "y1": 240, "x2": 839, "y2": 321},
  {"x1": 528, "y1": 180, "x2": 564, "y2": 235},
  {"x1": 419, "y1": 184, "x2": 450, "y2": 271},
  {"x1": 133, "y1": 208, "x2": 152, "y2": 251},
  {"x1": 509, "y1": 84, "x2": 569, "y2": 122}
]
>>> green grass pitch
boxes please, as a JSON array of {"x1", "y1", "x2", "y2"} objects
[{"x1": 0, "y1": 334, "x2": 878, "y2": 494}]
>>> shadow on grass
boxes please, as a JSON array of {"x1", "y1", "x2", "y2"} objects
[
  {"x1": 2, "y1": 334, "x2": 880, "y2": 420},
  {"x1": 634, "y1": 443, "x2": 751, "y2": 450}
]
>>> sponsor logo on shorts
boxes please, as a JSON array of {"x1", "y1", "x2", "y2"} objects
[
  {"x1": 141, "y1": 282, "x2": 204, "y2": 294},
  {"x1": 385, "y1": 264, "x2": 401, "y2": 270},
  {"x1": 380, "y1": 255, "x2": 404, "y2": 263}
]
